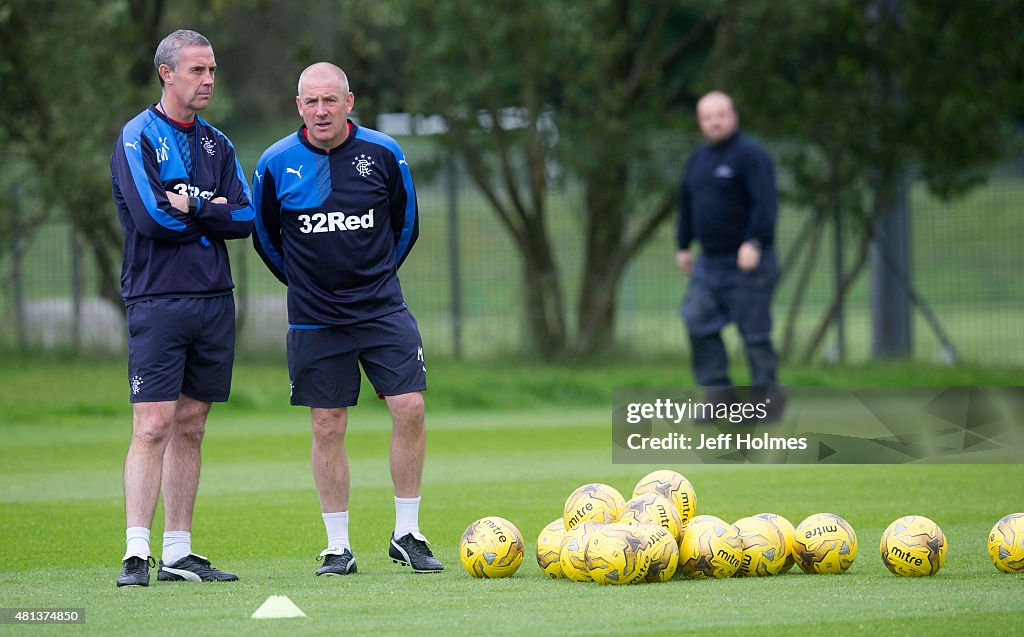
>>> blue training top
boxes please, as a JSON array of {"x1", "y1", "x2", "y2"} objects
[
  {"x1": 252, "y1": 122, "x2": 419, "y2": 328},
  {"x1": 677, "y1": 131, "x2": 777, "y2": 255},
  {"x1": 110, "y1": 105, "x2": 255, "y2": 304}
]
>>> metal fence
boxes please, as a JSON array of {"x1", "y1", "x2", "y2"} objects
[{"x1": 2, "y1": 150, "x2": 1022, "y2": 365}]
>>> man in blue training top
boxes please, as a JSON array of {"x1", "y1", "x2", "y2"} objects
[
  {"x1": 252, "y1": 62, "x2": 440, "y2": 576},
  {"x1": 110, "y1": 29, "x2": 254, "y2": 587},
  {"x1": 677, "y1": 91, "x2": 783, "y2": 414}
]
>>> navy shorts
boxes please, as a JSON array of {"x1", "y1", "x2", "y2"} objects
[
  {"x1": 126, "y1": 295, "x2": 236, "y2": 403},
  {"x1": 287, "y1": 309, "x2": 427, "y2": 408},
  {"x1": 680, "y1": 249, "x2": 778, "y2": 339}
]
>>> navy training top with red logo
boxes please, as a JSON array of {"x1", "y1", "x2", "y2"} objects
[
  {"x1": 251, "y1": 122, "x2": 419, "y2": 328},
  {"x1": 110, "y1": 105, "x2": 256, "y2": 304}
]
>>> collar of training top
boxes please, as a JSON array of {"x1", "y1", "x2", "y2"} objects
[
  {"x1": 708, "y1": 130, "x2": 741, "y2": 148},
  {"x1": 148, "y1": 104, "x2": 197, "y2": 132},
  {"x1": 298, "y1": 120, "x2": 356, "y2": 155}
]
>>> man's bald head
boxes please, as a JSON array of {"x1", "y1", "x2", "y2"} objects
[
  {"x1": 296, "y1": 61, "x2": 355, "y2": 151},
  {"x1": 697, "y1": 91, "x2": 735, "y2": 115},
  {"x1": 297, "y1": 62, "x2": 349, "y2": 96},
  {"x1": 696, "y1": 91, "x2": 738, "y2": 145}
]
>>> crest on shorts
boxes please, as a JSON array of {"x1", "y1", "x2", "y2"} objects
[{"x1": 131, "y1": 375, "x2": 144, "y2": 395}]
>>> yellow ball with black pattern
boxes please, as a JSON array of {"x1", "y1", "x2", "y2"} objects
[
  {"x1": 563, "y1": 483, "x2": 625, "y2": 530},
  {"x1": 880, "y1": 515, "x2": 947, "y2": 577},
  {"x1": 793, "y1": 513, "x2": 857, "y2": 574},
  {"x1": 754, "y1": 512, "x2": 797, "y2": 573},
  {"x1": 639, "y1": 522, "x2": 679, "y2": 582},
  {"x1": 559, "y1": 521, "x2": 603, "y2": 582},
  {"x1": 677, "y1": 518, "x2": 743, "y2": 579},
  {"x1": 584, "y1": 522, "x2": 653, "y2": 585},
  {"x1": 988, "y1": 513, "x2": 1024, "y2": 574},
  {"x1": 734, "y1": 516, "x2": 789, "y2": 577},
  {"x1": 536, "y1": 518, "x2": 569, "y2": 579},
  {"x1": 684, "y1": 514, "x2": 728, "y2": 530},
  {"x1": 633, "y1": 469, "x2": 697, "y2": 525},
  {"x1": 620, "y1": 493, "x2": 683, "y2": 542},
  {"x1": 459, "y1": 516, "x2": 524, "y2": 578}
]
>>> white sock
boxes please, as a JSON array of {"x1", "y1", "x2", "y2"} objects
[
  {"x1": 322, "y1": 511, "x2": 349, "y2": 552},
  {"x1": 162, "y1": 530, "x2": 192, "y2": 565},
  {"x1": 394, "y1": 496, "x2": 421, "y2": 538},
  {"x1": 124, "y1": 527, "x2": 150, "y2": 561}
]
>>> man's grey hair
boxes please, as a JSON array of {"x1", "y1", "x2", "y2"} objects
[{"x1": 154, "y1": 29, "x2": 212, "y2": 86}]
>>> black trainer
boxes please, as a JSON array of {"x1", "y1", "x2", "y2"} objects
[
  {"x1": 117, "y1": 555, "x2": 155, "y2": 587},
  {"x1": 316, "y1": 548, "x2": 357, "y2": 576},
  {"x1": 157, "y1": 554, "x2": 239, "y2": 582},
  {"x1": 389, "y1": 533, "x2": 443, "y2": 573}
]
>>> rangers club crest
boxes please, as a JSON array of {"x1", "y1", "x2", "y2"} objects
[{"x1": 352, "y1": 153, "x2": 374, "y2": 178}]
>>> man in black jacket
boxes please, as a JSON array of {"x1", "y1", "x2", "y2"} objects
[{"x1": 677, "y1": 91, "x2": 780, "y2": 406}]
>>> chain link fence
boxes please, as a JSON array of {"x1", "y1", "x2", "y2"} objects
[{"x1": 1, "y1": 148, "x2": 1021, "y2": 365}]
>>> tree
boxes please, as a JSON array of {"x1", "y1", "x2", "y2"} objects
[
  {"x1": 711, "y1": 0, "x2": 1024, "y2": 361},
  {"x1": 207, "y1": 0, "x2": 411, "y2": 131},
  {"x1": 0, "y1": 0, "x2": 167, "y2": 308},
  {"x1": 399, "y1": 1, "x2": 717, "y2": 360}
]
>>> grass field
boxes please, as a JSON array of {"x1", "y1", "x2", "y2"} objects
[{"x1": 1, "y1": 359, "x2": 1023, "y2": 635}]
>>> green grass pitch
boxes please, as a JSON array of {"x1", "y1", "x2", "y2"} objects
[{"x1": 1, "y1": 360, "x2": 1023, "y2": 635}]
